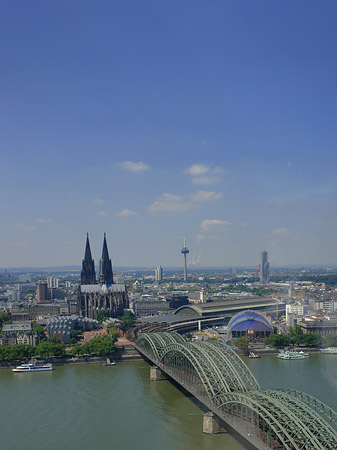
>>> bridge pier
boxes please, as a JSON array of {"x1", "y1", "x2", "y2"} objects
[
  {"x1": 150, "y1": 366, "x2": 168, "y2": 381},
  {"x1": 203, "y1": 412, "x2": 227, "y2": 434}
]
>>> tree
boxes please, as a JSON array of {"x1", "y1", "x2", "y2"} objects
[
  {"x1": 303, "y1": 334, "x2": 322, "y2": 347},
  {"x1": 234, "y1": 336, "x2": 249, "y2": 350},
  {"x1": 118, "y1": 311, "x2": 135, "y2": 328},
  {"x1": 32, "y1": 323, "x2": 46, "y2": 341},
  {"x1": 96, "y1": 310, "x2": 109, "y2": 323},
  {"x1": 265, "y1": 334, "x2": 291, "y2": 347},
  {"x1": 325, "y1": 333, "x2": 337, "y2": 347},
  {"x1": 0, "y1": 312, "x2": 12, "y2": 327},
  {"x1": 36, "y1": 341, "x2": 66, "y2": 358},
  {"x1": 73, "y1": 335, "x2": 117, "y2": 357}
]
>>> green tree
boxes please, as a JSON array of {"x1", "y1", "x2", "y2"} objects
[
  {"x1": 36, "y1": 341, "x2": 66, "y2": 358},
  {"x1": 32, "y1": 323, "x2": 46, "y2": 341},
  {"x1": 234, "y1": 336, "x2": 249, "y2": 350},
  {"x1": 96, "y1": 310, "x2": 109, "y2": 323},
  {"x1": 265, "y1": 334, "x2": 291, "y2": 347},
  {"x1": 0, "y1": 312, "x2": 12, "y2": 326},
  {"x1": 118, "y1": 311, "x2": 135, "y2": 328},
  {"x1": 325, "y1": 333, "x2": 337, "y2": 347},
  {"x1": 303, "y1": 333, "x2": 322, "y2": 347},
  {"x1": 72, "y1": 335, "x2": 117, "y2": 357}
]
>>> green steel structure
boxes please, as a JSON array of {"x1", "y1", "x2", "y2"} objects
[{"x1": 135, "y1": 332, "x2": 337, "y2": 450}]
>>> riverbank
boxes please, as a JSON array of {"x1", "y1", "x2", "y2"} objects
[{"x1": 0, "y1": 344, "x2": 143, "y2": 368}]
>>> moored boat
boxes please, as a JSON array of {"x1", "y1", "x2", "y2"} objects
[
  {"x1": 320, "y1": 347, "x2": 337, "y2": 354},
  {"x1": 248, "y1": 352, "x2": 261, "y2": 358},
  {"x1": 277, "y1": 350, "x2": 309, "y2": 360},
  {"x1": 12, "y1": 361, "x2": 53, "y2": 372}
]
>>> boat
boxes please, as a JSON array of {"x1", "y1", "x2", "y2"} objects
[
  {"x1": 104, "y1": 357, "x2": 116, "y2": 366},
  {"x1": 248, "y1": 352, "x2": 260, "y2": 358},
  {"x1": 320, "y1": 347, "x2": 337, "y2": 354},
  {"x1": 277, "y1": 350, "x2": 309, "y2": 360},
  {"x1": 12, "y1": 361, "x2": 53, "y2": 372}
]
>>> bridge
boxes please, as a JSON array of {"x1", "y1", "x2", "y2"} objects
[{"x1": 134, "y1": 331, "x2": 337, "y2": 450}]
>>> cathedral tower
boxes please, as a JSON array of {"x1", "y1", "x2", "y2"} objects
[
  {"x1": 81, "y1": 233, "x2": 96, "y2": 285},
  {"x1": 98, "y1": 233, "x2": 114, "y2": 285}
]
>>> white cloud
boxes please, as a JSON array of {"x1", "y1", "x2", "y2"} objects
[
  {"x1": 192, "y1": 176, "x2": 219, "y2": 185},
  {"x1": 272, "y1": 228, "x2": 292, "y2": 236},
  {"x1": 16, "y1": 224, "x2": 37, "y2": 232},
  {"x1": 116, "y1": 209, "x2": 137, "y2": 217},
  {"x1": 36, "y1": 218, "x2": 52, "y2": 223},
  {"x1": 196, "y1": 234, "x2": 205, "y2": 242},
  {"x1": 98, "y1": 210, "x2": 108, "y2": 216},
  {"x1": 148, "y1": 193, "x2": 193, "y2": 213},
  {"x1": 192, "y1": 190, "x2": 222, "y2": 202},
  {"x1": 201, "y1": 219, "x2": 230, "y2": 232},
  {"x1": 94, "y1": 198, "x2": 105, "y2": 205},
  {"x1": 184, "y1": 164, "x2": 210, "y2": 176},
  {"x1": 119, "y1": 161, "x2": 150, "y2": 172},
  {"x1": 213, "y1": 166, "x2": 225, "y2": 174}
]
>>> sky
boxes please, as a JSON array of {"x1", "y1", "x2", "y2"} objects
[{"x1": 1, "y1": 1, "x2": 337, "y2": 268}]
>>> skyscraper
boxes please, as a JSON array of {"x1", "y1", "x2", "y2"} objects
[
  {"x1": 155, "y1": 265, "x2": 163, "y2": 281},
  {"x1": 81, "y1": 233, "x2": 96, "y2": 285},
  {"x1": 260, "y1": 250, "x2": 270, "y2": 284},
  {"x1": 181, "y1": 236, "x2": 189, "y2": 282}
]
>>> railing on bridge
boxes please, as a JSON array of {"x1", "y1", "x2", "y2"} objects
[{"x1": 135, "y1": 332, "x2": 337, "y2": 450}]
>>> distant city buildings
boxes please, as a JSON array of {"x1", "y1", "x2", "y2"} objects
[
  {"x1": 259, "y1": 251, "x2": 270, "y2": 284},
  {"x1": 155, "y1": 265, "x2": 163, "y2": 281},
  {"x1": 47, "y1": 276, "x2": 59, "y2": 288},
  {"x1": 19, "y1": 274, "x2": 32, "y2": 283}
]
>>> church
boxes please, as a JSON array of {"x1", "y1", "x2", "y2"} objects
[{"x1": 78, "y1": 234, "x2": 128, "y2": 319}]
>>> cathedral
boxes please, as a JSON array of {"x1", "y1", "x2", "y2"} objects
[{"x1": 78, "y1": 234, "x2": 128, "y2": 319}]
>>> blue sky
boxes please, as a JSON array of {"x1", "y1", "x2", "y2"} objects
[{"x1": 1, "y1": 1, "x2": 337, "y2": 268}]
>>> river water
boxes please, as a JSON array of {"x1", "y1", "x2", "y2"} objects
[{"x1": 1, "y1": 354, "x2": 336, "y2": 450}]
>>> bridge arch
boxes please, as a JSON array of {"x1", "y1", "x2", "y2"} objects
[
  {"x1": 135, "y1": 332, "x2": 337, "y2": 450},
  {"x1": 217, "y1": 390, "x2": 337, "y2": 450}
]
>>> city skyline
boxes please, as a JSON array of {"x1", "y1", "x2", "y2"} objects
[{"x1": 1, "y1": 2, "x2": 337, "y2": 268}]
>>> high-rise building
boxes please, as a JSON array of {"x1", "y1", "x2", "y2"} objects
[
  {"x1": 181, "y1": 237, "x2": 189, "y2": 282},
  {"x1": 260, "y1": 251, "x2": 270, "y2": 284},
  {"x1": 81, "y1": 233, "x2": 97, "y2": 285},
  {"x1": 47, "y1": 277, "x2": 53, "y2": 289},
  {"x1": 36, "y1": 281, "x2": 49, "y2": 301},
  {"x1": 155, "y1": 265, "x2": 163, "y2": 281}
]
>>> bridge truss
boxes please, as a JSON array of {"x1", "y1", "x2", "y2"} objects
[{"x1": 135, "y1": 332, "x2": 337, "y2": 450}]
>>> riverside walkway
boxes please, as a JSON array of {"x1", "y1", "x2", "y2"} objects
[{"x1": 134, "y1": 332, "x2": 337, "y2": 450}]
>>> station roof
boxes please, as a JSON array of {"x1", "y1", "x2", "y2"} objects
[{"x1": 173, "y1": 297, "x2": 278, "y2": 317}]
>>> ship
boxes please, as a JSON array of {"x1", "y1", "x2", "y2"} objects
[
  {"x1": 12, "y1": 361, "x2": 53, "y2": 372},
  {"x1": 277, "y1": 350, "x2": 309, "y2": 360},
  {"x1": 320, "y1": 347, "x2": 337, "y2": 354},
  {"x1": 248, "y1": 352, "x2": 261, "y2": 358}
]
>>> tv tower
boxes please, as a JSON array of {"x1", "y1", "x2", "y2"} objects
[{"x1": 181, "y1": 236, "x2": 189, "y2": 281}]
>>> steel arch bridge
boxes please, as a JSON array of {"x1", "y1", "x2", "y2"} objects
[{"x1": 135, "y1": 332, "x2": 337, "y2": 450}]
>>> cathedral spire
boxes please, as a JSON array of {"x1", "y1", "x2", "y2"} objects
[
  {"x1": 99, "y1": 233, "x2": 114, "y2": 285},
  {"x1": 81, "y1": 233, "x2": 96, "y2": 285}
]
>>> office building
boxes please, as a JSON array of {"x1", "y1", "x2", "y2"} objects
[
  {"x1": 259, "y1": 251, "x2": 270, "y2": 284},
  {"x1": 155, "y1": 265, "x2": 163, "y2": 281}
]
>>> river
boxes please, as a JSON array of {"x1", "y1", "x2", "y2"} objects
[{"x1": 1, "y1": 354, "x2": 336, "y2": 450}]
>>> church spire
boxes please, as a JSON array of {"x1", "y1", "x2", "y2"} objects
[
  {"x1": 99, "y1": 233, "x2": 114, "y2": 285},
  {"x1": 81, "y1": 233, "x2": 96, "y2": 285}
]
